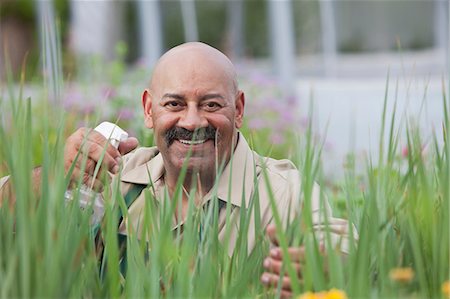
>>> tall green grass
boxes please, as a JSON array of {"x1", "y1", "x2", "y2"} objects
[{"x1": 1, "y1": 74, "x2": 448, "y2": 298}]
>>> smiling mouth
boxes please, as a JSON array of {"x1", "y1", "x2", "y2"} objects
[
  {"x1": 165, "y1": 126, "x2": 218, "y2": 147},
  {"x1": 178, "y1": 139, "x2": 209, "y2": 145}
]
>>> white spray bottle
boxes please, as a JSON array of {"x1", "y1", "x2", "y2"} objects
[{"x1": 64, "y1": 122, "x2": 128, "y2": 226}]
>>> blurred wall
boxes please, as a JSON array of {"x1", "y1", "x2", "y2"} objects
[
  {"x1": 335, "y1": 1, "x2": 435, "y2": 52},
  {"x1": 70, "y1": 0, "x2": 125, "y2": 61}
]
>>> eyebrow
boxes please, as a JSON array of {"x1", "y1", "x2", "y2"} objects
[
  {"x1": 161, "y1": 93, "x2": 225, "y2": 101},
  {"x1": 162, "y1": 93, "x2": 185, "y2": 100},
  {"x1": 200, "y1": 94, "x2": 225, "y2": 101}
]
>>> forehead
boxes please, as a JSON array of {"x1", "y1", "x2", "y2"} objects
[{"x1": 151, "y1": 50, "x2": 236, "y2": 96}]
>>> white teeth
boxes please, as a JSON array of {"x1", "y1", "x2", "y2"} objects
[{"x1": 179, "y1": 139, "x2": 207, "y2": 145}]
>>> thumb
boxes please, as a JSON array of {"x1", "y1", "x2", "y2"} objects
[
  {"x1": 118, "y1": 137, "x2": 139, "y2": 155},
  {"x1": 266, "y1": 223, "x2": 280, "y2": 246}
]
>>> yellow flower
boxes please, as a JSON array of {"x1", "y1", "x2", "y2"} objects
[
  {"x1": 297, "y1": 289, "x2": 347, "y2": 299},
  {"x1": 442, "y1": 281, "x2": 450, "y2": 297},
  {"x1": 389, "y1": 267, "x2": 415, "y2": 283},
  {"x1": 298, "y1": 292, "x2": 318, "y2": 299},
  {"x1": 325, "y1": 288, "x2": 348, "y2": 299}
]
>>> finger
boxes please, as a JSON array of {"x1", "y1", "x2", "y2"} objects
[
  {"x1": 88, "y1": 130, "x2": 120, "y2": 159},
  {"x1": 67, "y1": 128, "x2": 120, "y2": 172},
  {"x1": 266, "y1": 224, "x2": 279, "y2": 246},
  {"x1": 77, "y1": 139, "x2": 120, "y2": 173},
  {"x1": 71, "y1": 157, "x2": 101, "y2": 176},
  {"x1": 69, "y1": 168, "x2": 104, "y2": 191},
  {"x1": 86, "y1": 129, "x2": 122, "y2": 158},
  {"x1": 81, "y1": 172, "x2": 104, "y2": 192},
  {"x1": 260, "y1": 272, "x2": 293, "y2": 291},
  {"x1": 77, "y1": 127, "x2": 121, "y2": 161},
  {"x1": 65, "y1": 155, "x2": 117, "y2": 191},
  {"x1": 263, "y1": 257, "x2": 302, "y2": 277},
  {"x1": 118, "y1": 137, "x2": 139, "y2": 155},
  {"x1": 75, "y1": 159, "x2": 111, "y2": 181},
  {"x1": 270, "y1": 247, "x2": 307, "y2": 263}
]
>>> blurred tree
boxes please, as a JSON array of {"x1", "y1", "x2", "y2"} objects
[
  {"x1": 244, "y1": 0, "x2": 269, "y2": 57},
  {"x1": 0, "y1": 0, "x2": 69, "y2": 81},
  {"x1": 161, "y1": 1, "x2": 184, "y2": 50},
  {"x1": 0, "y1": 0, "x2": 37, "y2": 80},
  {"x1": 292, "y1": 1, "x2": 321, "y2": 55},
  {"x1": 162, "y1": 1, "x2": 227, "y2": 52},
  {"x1": 162, "y1": 0, "x2": 270, "y2": 58},
  {"x1": 196, "y1": 1, "x2": 227, "y2": 48}
]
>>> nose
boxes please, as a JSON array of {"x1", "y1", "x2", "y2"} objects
[{"x1": 177, "y1": 105, "x2": 208, "y2": 131}]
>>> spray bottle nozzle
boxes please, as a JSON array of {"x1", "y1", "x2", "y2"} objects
[{"x1": 94, "y1": 122, "x2": 129, "y2": 149}]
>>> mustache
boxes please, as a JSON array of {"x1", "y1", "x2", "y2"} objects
[{"x1": 165, "y1": 126, "x2": 217, "y2": 146}]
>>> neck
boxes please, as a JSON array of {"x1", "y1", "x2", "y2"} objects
[
  {"x1": 163, "y1": 132, "x2": 240, "y2": 199},
  {"x1": 164, "y1": 168, "x2": 215, "y2": 200}
]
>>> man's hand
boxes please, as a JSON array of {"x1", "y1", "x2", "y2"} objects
[
  {"x1": 261, "y1": 224, "x2": 326, "y2": 299},
  {"x1": 261, "y1": 224, "x2": 300, "y2": 298},
  {"x1": 64, "y1": 127, "x2": 138, "y2": 191}
]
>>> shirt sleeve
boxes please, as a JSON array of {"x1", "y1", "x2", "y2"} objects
[
  {"x1": 270, "y1": 168, "x2": 358, "y2": 255},
  {"x1": 0, "y1": 175, "x2": 11, "y2": 205},
  {"x1": 306, "y1": 182, "x2": 359, "y2": 254},
  {"x1": 0, "y1": 175, "x2": 9, "y2": 189}
]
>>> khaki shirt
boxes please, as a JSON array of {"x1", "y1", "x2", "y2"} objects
[
  {"x1": 117, "y1": 133, "x2": 355, "y2": 255},
  {"x1": 0, "y1": 134, "x2": 355, "y2": 255},
  {"x1": 0, "y1": 176, "x2": 8, "y2": 191},
  {"x1": 0, "y1": 176, "x2": 9, "y2": 205}
]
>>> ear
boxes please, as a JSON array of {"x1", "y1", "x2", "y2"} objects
[
  {"x1": 234, "y1": 90, "x2": 245, "y2": 128},
  {"x1": 142, "y1": 89, "x2": 154, "y2": 128}
]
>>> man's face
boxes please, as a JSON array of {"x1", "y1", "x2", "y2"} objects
[{"x1": 142, "y1": 52, "x2": 244, "y2": 177}]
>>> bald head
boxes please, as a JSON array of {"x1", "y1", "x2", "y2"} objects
[
  {"x1": 141, "y1": 42, "x2": 246, "y2": 184},
  {"x1": 149, "y1": 42, "x2": 238, "y2": 95}
]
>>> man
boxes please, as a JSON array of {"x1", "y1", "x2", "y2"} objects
[{"x1": 0, "y1": 42, "x2": 353, "y2": 298}]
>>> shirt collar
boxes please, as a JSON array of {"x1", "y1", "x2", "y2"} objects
[
  {"x1": 120, "y1": 151, "x2": 165, "y2": 186},
  {"x1": 120, "y1": 132, "x2": 257, "y2": 208},
  {"x1": 209, "y1": 133, "x2": 256, "y2": 208}
]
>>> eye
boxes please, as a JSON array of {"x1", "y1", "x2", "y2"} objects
[
  {"x1": 203, "y1": 101, "x2": 222, "y2": 111},
  {"x1": 164, "y1": 101, "x2": 184, "y2": 111}
]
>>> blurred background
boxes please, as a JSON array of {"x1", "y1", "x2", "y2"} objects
[{"x1": 0, "y1": 0, "x2": 449, "y2": 178}]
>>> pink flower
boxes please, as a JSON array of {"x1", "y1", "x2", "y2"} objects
[
  {"x1": 63, "y1": 88, "x2": 83, "y2": 110},
  {"x1": 248, "y1": 118, "x2": 266, "y2": 130},
  {"x1": 270, "y1": 133, "x2": 284, "y2": 145},
  {"x1": 250, "y1": 73, "x2": 276, "y2": 86},
  {"x1": 118, "y1": 108, "x2": 135, "y2": 121},
  {"x1": 401, "y1": 146, "x2": 409, "y2": 158},
  {"x1": 81, "y1": 104, "x2": 96, "y2": 115},
  {"x1": 101, "y1": 86, "x2": 117, "y2": 100}
]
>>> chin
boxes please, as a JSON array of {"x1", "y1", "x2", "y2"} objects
[{"x1": 175, "y1": 157, "x2": 215, "y2": 174}]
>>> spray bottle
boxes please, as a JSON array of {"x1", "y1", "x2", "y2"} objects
[{"x1": 64, "y1": 122, "x2": 128, "y2": 226}]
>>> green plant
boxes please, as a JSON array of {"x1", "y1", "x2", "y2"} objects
[{"x1": 1, "y1": 74, "x2": 449, "y2": 297}]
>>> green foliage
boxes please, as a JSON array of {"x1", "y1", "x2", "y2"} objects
[
  {"x1": 0, "y1": 0, "x2": 35, "y2": 24},
  {"x1": 196, "y1": 1, "x2": 227, "y2": 48},
  {"x1": 1, "y1": 77, "x2": 449, "y2": 298},
  {"x1": 243, "y1": 0, "x2": 269, "y2": 57},
  {"x1": 1, "y1": 32, "x2": 449, "y2": 296}
]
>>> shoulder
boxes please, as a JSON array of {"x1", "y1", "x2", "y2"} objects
[
  {"x1": 255, "y1": 154, "x2": 300, "y2": 186},
  {"x1": 0, "y1": 175, "x2": 9, "y2": 190},
  {"x1": 251, "y1": 153, "x2": 302, "y2": 226},
  {"x1": 254, "y1": 153, "x2": 301, "y2": 201}
]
